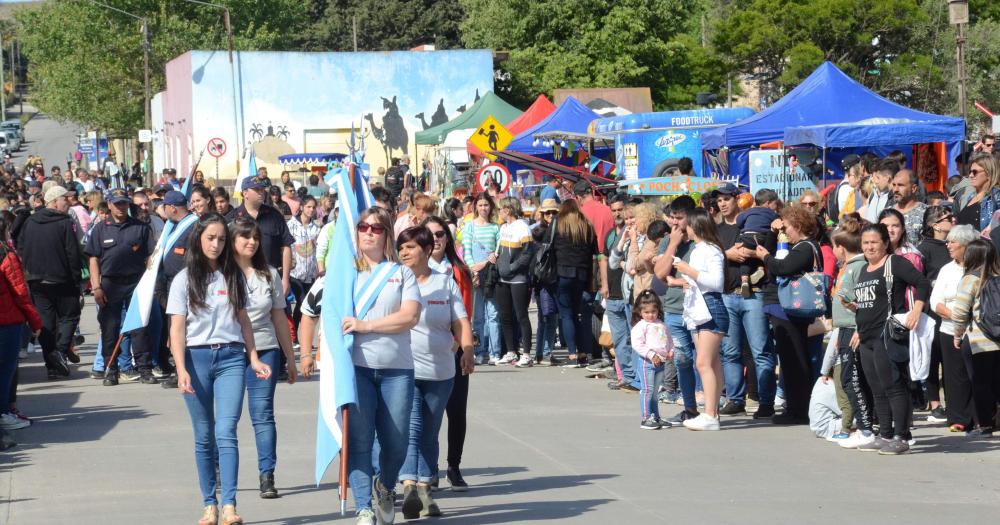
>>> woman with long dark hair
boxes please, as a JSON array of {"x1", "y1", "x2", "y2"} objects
[
  {"x1": 850, "y1": 223, "x2": 929, "y2": 454},
  {"x1": 167, "y1": 212, "x2": 271, "y2": 525},
  {"x1": 461, "y1": 193, "x2": 501, "y2": 364},
  {"x1": 917, "y1": 205, "x2": 955, "y2": 419},
  {"x1": 951, "y1": 239, "x2": 1000, "y2": 436},
  {"x1": 396, "y1": 225, "x2": 473, "y2": 518},
  {"x1": 753, "y1": 205, "x2": 825, "y2": 424},
  {"x1": 670, "y1": 208, "x2": 728, "y2": 430},
  {"x1": 421, "y1": 215, "x2": 475, "y2": 491},
  {"x1": 552, "y1": 199, "x2": 598, "y2": 367},
  {"x1": 229, "y1": 218, "x2": 297, "y2": 499},
  {"x1": 287, "y1": 195, "x2": 320, "y2": 338},
  {"x1": 188, "y1": 185, "x2": 216, "y2": 217}
]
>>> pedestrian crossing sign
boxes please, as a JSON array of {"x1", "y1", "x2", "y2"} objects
[{"x1": 470, "y1": 115, "x2": 513, "y2": 161}]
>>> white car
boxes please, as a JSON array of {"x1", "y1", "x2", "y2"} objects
[
  {"x1": 1, "y1": 130, "x2": 20, "y2": 151},
  {"x1": 0, "y1": 120, "x2": 23, "y2": 142}
]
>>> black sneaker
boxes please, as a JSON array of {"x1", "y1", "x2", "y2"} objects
[
  {"x1": 151, "y1": 366, "x2": 173, "y2": 379},
  {"x1": 74, "y1": 334, "x2": 85, "y2": 346},
  {"x1": 620, "y1": 383, "x2": 640, "y2": 393},
  {"x1": 103, "y1": 371, "x2": 119, "y2": 386},
  {"x1": 161, "y1": 376, "x2": 178, "y2": 389},
  {"x1": 401, "y1": 484, "x2": 422, "y2": 519},
  {"x1": 66, "y1": 348, "x2": 81, "y2": 364},
  {"x1": 719, "y1": 401, "x2": 746, "y2": 416},
  {"x1": 90, "y1": 369, "x2": 106, "y2": 380},
  {"x1": 120, "y1": 369, "x2": 141, "y2": 383},
  {"x1": 139, "y1": 369, "x2": 159, "y2": 384},
  {"x1": 667, "y1": 409, "x2": 699, "y2": 426},
  {"x1": 640, "y1": 417, "x2": 662, "y2": 430},
  {"x1": 46, "y1": 351, "x2": 71, "y2": 377},
  {"x1": 259, "y1": 472, "x2": 279, "y2": 499},
  {"x1": 446, "y1": 466, "x2": 468, "y2": 492},
  {"x1": 967, "y1": 426, "x2": 994, "y2": 437},
  {"x1": 607, "y1": 380, "x2": 622, "y2": 391},
  {"x1": 752, "y1": 404, "x2": 776, "y2": 419},
  {"x1": 878, "y1": 437, "x2": 910, "y2": 455},
  {"x1": 927, "y1": 406, "x2": 947, "y2": 423}
]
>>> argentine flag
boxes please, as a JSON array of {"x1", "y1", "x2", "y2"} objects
[{"x1": 315, "y1": 163, "x2": 374, "y2": 485}]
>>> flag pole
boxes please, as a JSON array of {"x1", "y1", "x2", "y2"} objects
[
  {"x1": 339, "y1": 406, "x2": 350, "y2": 515},
  {"x1": 103, "y1": 334, "x2": 126, "y2": 379}
]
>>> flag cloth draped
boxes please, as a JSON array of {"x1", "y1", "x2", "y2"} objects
[
  {"x1": 234, "y1": 150, "x2": 257, "y2": 201},
  {"x1": 315, "y1": 164, "x2": 374, "y2": 485}
]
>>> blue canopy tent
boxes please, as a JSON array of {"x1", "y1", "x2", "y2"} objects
[
  {"x1": 506, "y1": 96, "x2": 604, "y2": 155},
  {"x1": 701, "y1": 61, "x2": 965, "y2": 184}
]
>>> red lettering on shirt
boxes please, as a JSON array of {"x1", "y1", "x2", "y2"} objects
[
  {"x1": 217, "y1": 290, "x2": 228, "y2": 296},
  {"x1": 427, "y1": 300, "x2": 449, "y2": 305}
]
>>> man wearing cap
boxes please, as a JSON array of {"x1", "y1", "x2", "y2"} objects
[
  {"x1": 161, "y1": 168, "x2": 181, "y2": 191},
  {"x1": 712, "y1": 184, "x2": 778, "y2": 417},
  {"x1": 17, "y1": 186, "x2": 83, "y2": 379},
  {"x1": 233, "y1": 176, "x2": 293, "y2": 296},
  {"x1": 827, "y1": 154, "x2": 864, "y2": 220},
  {"x1": 85, "y1": 189, "x2": 156, "y2": 385},
  {"x1": 539, "y1": 175, "x2": 561, "y2": 204}
]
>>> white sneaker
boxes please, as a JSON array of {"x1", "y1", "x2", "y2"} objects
[
  {"x1": 838, "y1": 430, "x2": 875, "y2": 449},
  {"x1": 18, "y1": 349, "x2": 27, "y2": 359},
  {"x1": 26, "y1": 342, "x2": 35, "y2": 354},
  {"x1": 487, "y1": 356, "x2": 500, "y2": 366},
  {"x1": 682, "y1": 413, "x2": 720, "y2": 431},
  {"x1": 497, "y1": 352, "x2": 518, "y2": 365},
  {"x1": 371, "y1": 479, "x2": 395, "y2": 524},
  {"x1": 0, "y1": 413, "x2": 29, "y2": 430},
  {"x1": 355, "y1": 508, "x2": 376, "y2": 525},
  {"x1": 515, "y1": 354, "x2": 533, "y2": 368},
  {"x1": 474, "y1": 354, "x2": 487, "y2": 366}
]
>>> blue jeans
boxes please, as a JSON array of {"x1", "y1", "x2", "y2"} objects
[
  {"x1": 666, "y1": 313, "x2": 697, "y2": 411},
  {"x1": 721, "y1": 293, "x2": 777, "y2": 406},
  {"x1": 246, "y1": 348, "x2": 281, "y2": 474},
  {"x1": 183, "y1": 344, "x2": 247, "y2": 506},
  {"x1": 556, "y1": 276, "x2": 590, "y2": 356},
  {"x1": 399, "y1": 377, "x2": 454, "y2": 483},
  {"x1": 0, "y1": 324, "x2": 23, "y2": 412},
  {"x1": 636, "y1": 353, "x2": 664, "y2": 420},
  {"x1": 472, "y1": 291, "x2": 501, "y2": 359},
  {"x1": 606, "y1": 298, "x2": 638, "y2": 387},
  {"x1": 535, "y1": 312, "x2": 557, "y2": 359},
  {"x1": 349, "y1": 366, "x2": 414, "y2": 511}
]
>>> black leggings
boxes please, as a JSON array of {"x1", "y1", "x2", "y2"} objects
[
  {"x1": 289, "y1": 278, "x2": 313, "y2": 336},
  {"x1": 859, "y1": 338, "x2": 912, "y2": 439},
  {"x1": 837, "y1": 328, "x2": 874, "y2": 432},
  {"x1": 967, "y1": 346, "x2": 1000, "y2": 429},
  {"x1": 941, "y1": 333, "x2": 974, "y2": 427},
  {"x1": 768, "y1": 315, "x2": 813, "y2": 417},
  {"x1": 495, "y1": 282, "x2": 532, "y2": 356},
  {"x1": 446, "y1": 350, "x2": 469, "y2": 469}
]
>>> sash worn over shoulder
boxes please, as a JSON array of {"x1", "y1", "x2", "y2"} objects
[
  {"x1": 160, "y1": 214, "x2": 198, "y2": 262},
  {"x1": 354, "y1": 262, "x2": 399, "y2": 318}
]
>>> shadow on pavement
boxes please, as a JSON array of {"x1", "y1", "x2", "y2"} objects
[
  {"x1": 438, "y1": 473, "x2": 618, "y2": 499},
  {"x1": 434, "y1": 498, "x2": 615, "y2": 523}
]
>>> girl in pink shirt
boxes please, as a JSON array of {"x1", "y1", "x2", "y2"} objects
[{"x1": 630, "y1": 290, "x2": 673, "y2": 430}]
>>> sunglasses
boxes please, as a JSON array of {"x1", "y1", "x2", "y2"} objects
[
  {"x1": 543, "y1": 210, "x2": 557, "y2": 215},
  {"x1": 801, "y1": 201, "x2": 819, "y2": 208},
  {"x1": 431, "y1": 230, "x2": 447, "y2": 239},
  {"x1": 969, "y1": 168, "x2": 987, "y2": 177},
  {"x1": 357, "y1": 222, "x2": 386, "y2": 235}
]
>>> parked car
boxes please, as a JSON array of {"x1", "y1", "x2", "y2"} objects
[
  {"x1": 0, "y1": 120, "x2": 23, "y2": 142},
  {"x1": 0, "y1": 136, "x2": 10, "y2": 156},
  {"x1": 1, "y1": 130, "x2": 20, "y2": 152}
]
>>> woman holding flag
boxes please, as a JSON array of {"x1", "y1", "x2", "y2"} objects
[
  {"x1": 396, "y1": 225, "x2": 473, "y2": 519},
  {"x1": 298, "y1": 206, "x2": 421, "y2": 525},
  {"x1": 167, "y1": 212, "x2": 272, "y2": 525}
]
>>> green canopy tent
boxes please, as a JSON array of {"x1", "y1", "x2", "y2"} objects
[{"x1": 414, "y1": 90, "x2": 523, "y2": 145}]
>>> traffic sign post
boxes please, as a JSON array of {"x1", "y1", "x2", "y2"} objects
[
  {"x1": 476, "y1": 162, "x2": 512, "y2": 193},
  {"x1": 470, "y1": 115, "x2": 513, "y2": 161},
  {"x1": 207, "y1": 137, "x2": 227, "y2": 158}
]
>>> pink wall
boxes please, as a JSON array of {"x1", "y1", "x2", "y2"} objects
[{"x1": 162, "y1": 52, "x2": 194, "y2": 175}]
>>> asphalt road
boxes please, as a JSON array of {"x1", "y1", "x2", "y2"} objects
[{"x1": 8, "y1": 103, "x2": 84, "y2": 169}]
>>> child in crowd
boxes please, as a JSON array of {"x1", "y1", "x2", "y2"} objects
[
  {"x1": 736, "y1": 189, "x2": 780, "y2": 297},
  {"x1": 630, "y1": 290, "x2": 673, "y2": 430}
]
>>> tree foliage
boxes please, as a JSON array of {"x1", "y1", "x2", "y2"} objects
[
  {"x1": 17, "y1": 0, "x2": 307, "y2": 134},
  {"x1": 459, "y1": 0, "x2": 732, "y2": 110},
  {"x1": 300, "y1": 0, "x2": 465, "y2": 51}
]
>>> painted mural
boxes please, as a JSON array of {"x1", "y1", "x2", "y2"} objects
[{"x1": 153, "y1": 50, "x2": 495, "y2": 181}]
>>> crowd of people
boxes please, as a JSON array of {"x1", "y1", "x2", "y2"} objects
[{"x1": 0, "y1": 137, "x2": 999, "y2": 524}]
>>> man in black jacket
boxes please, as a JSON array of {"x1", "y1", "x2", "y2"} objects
[{"x1": 17, "y1": 186, "x2": 83, "y2": 379}]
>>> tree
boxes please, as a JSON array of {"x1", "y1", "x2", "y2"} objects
[
  {"x1": 16, "y1": 0, "x2": 308, "y2": 135},
  {"x1": 300, "y1": 0, "x2": 465, "y2": 52},
  {"x1": 459, "y1": 0, "x2": 733, "y2": 110}
]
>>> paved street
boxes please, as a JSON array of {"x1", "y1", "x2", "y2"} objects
[
  {"x1": 8, "y1": 103, "x2": 85, "y2": 169},
  {"x1": 2, "y1": 300, "x2": 999, "y2": 525}
]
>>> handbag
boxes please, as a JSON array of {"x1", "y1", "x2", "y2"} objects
[
  {"x1": 532, "y1": 218, "x2": 558, "y2": 287},
  {"x1": 883, "y1": 255, "x2": 909, "y2": 343},
  {"x1": 777, "y1": 241, "x2": 828, "y2": 318}
]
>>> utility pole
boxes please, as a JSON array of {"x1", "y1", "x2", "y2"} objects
[
  {"x1": 353, "y1": 16, "x2": 358, "y2": 52},
  {"x1": 949, "y1": 0, "x2": 969, "y2": 138},
  {"x1": 0, "y1": 33, "x2": 6, "y2": 123}
]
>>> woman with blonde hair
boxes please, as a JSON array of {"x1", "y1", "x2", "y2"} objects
[
  {"x1": 955, "y1": 152, "x2": 1000, "y2": 232},
  {"x1": 553, "y1": 199, "x2": 598, "y2": 367},
  {"x1": 494, "y1": 197, "x2": 534, "y2": 367}
]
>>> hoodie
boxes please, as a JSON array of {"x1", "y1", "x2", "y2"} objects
[
  {"x1": 17, "y1": 207, "x2": 83, "y2": 284},
  {"x1": 832, "y1": 253, "x2": 866, "y2": 328}
]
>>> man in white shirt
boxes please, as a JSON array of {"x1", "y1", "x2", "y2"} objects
[
  {"x1": 831, "y1": 154, "x2": 864, "y2": 220},
  {"x1": 864, "y1": 158, "x2": 897, "y2": 223}
]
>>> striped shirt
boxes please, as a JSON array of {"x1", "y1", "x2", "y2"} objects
[{"x1": 461, "y1": 220, "x2": 499, "y2": 265}]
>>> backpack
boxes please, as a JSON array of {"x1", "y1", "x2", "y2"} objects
[
  {"x1": 532, "y1": 219, "x2": 558, "y2": 287},
  {"x1": 976, "y1": 276, "x2": 1000, "y2": 344}
]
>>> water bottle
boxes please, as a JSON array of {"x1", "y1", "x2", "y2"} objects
[{"x1": 776, "y1": 232, "x2": 789, "y2": 259}]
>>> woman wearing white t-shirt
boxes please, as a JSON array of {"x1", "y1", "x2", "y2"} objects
[
  {"x1": 669, "y1": 208, "x2": 729, "y2": 431},
  {"x1": 230, "y1": 218, "x2": 298, "y2": 500},
  {"x1": 396, "y1": 226, "x2": 473, "y2": 519},
  {"x1": 297, "y1": 207, "x2": 421, "y2": 525},
  {"x1": 167, "y1": 213, "x2": 271, "y2": 525}
]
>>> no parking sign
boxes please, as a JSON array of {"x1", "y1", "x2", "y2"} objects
[
  {"x1": 207, "y1": 137, "x2": 227, "y2": 158},
  {"x1": 476, "y1": 163, "x2": 511, "y2": 193}
]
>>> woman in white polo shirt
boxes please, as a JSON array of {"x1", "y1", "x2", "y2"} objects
[
  {"x1": 229, "y1": 218, "x2": 297, "y2": 500},
  {"x1": 167, "y1": 212, "x2": 271, "y2": 525},
  {"x1": 395, "y1": 225, "x2": 473, "y2": 519}
]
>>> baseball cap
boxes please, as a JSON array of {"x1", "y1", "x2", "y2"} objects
[
  {"x1": 242, "y1": 175, "x2": 269, "y2": 192},
  {"x1": 154, "y1": 184, "x2": 170, "y2": 195},
  {"x1": 162, "y1": 191, "x2": 187, "y2": 207},
  {"x1": 572, "y1": 180, "x2": 591, "y2": 196},
  {"x1": 710, "y1": 183, "x2": 739, "y2": 197},
  {"x1": 108, "y1": 189, "x2": 130, "y2": 204},
  {"x1": 841, "y1": 154, "x2": 862, "y2": 171},
  {"x1": 44, "y1": 186, "x2": 68, "y2": 204},
  {"x1": 27, "y1": 181, "x2": 41, "y2": 189}
]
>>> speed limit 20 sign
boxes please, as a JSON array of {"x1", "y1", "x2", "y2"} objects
[{"x1": 476, "y1": 163, "x2": 511, "y2": 193}]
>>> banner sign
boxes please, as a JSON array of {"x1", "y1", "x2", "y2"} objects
[{"x1": 748, "y1": 149, "x2": 822, "y2": 202}]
